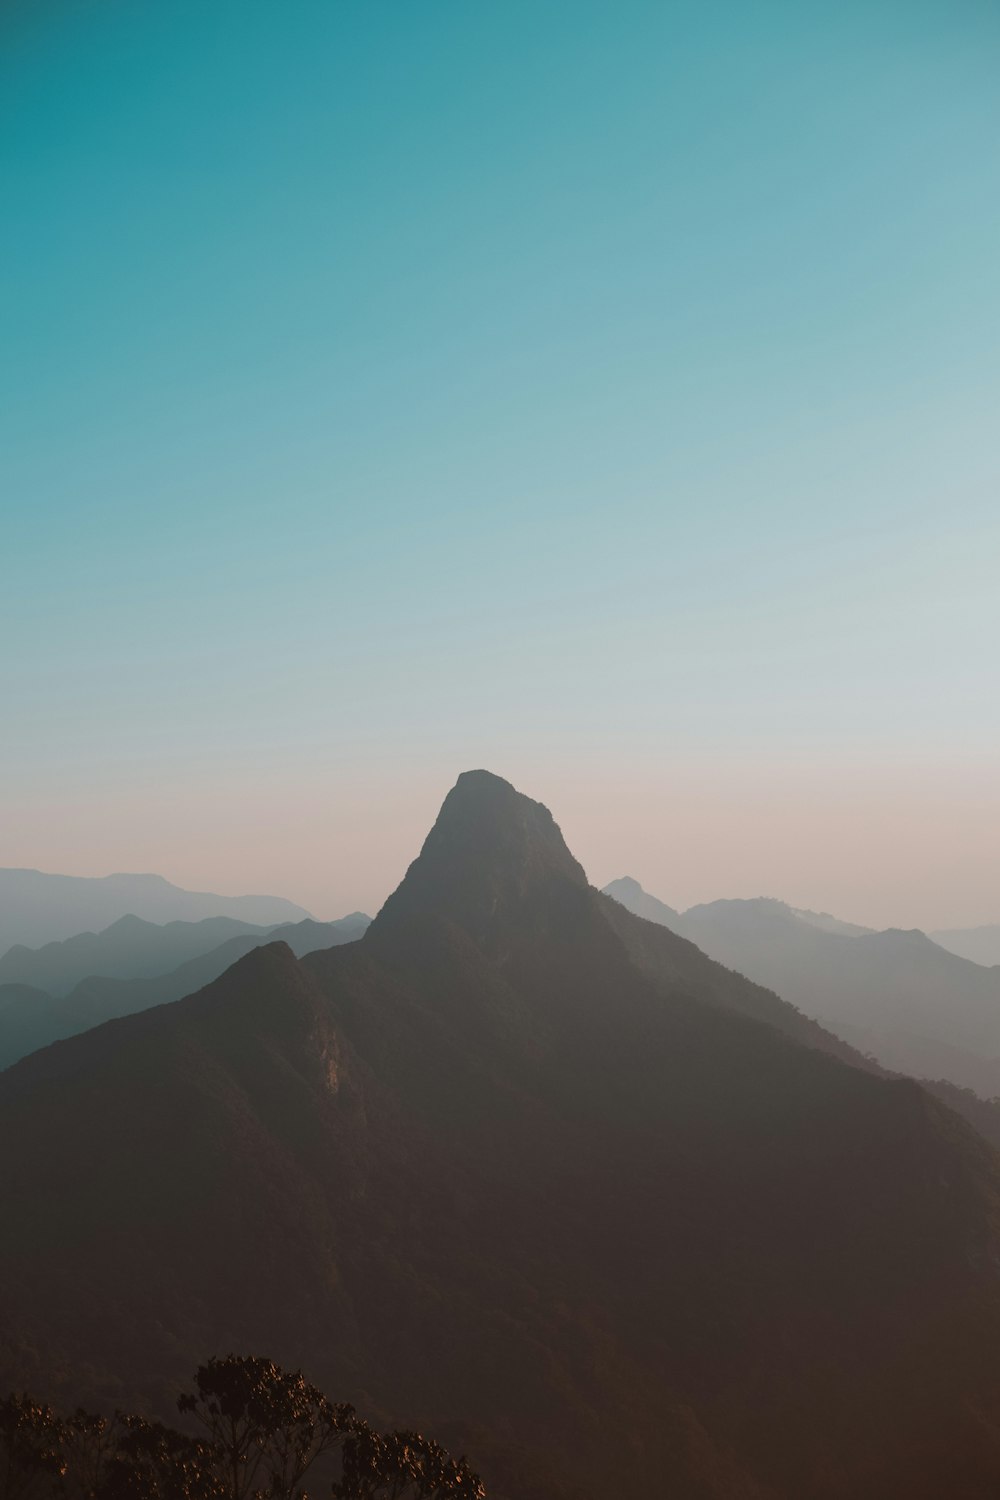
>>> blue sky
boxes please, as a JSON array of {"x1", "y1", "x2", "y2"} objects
[{"x1": 3, "y1": 0, "x2": 999, "y2": 926}]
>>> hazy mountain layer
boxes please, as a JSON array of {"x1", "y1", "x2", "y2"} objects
[
  {"x1": 599, "y1": 875, "x2": 682, "y2": 929},
  {"x1": 789, "y1": 907, "x2": 872, "y2": 937},
  {"x1": 0, "y1": 915, "x2": 272, "y2": 995},
  {"x1": 598, "y1": 879, "x2": 875, "y2": 940},
  {"x1": 0, "y1": 869, "x2": 312, "y2": 954},
  {"x1": 5, "y1": 774, "x2": 1000, "y2": 1497},
  {"x1": 605, "y1": 883, "x2": 1000, "y2": 1098},
  {"x1": 0, "y1": 912, "x2": 370, "y2": 998},
  {"x1": 0, "y1": 914, "x2": 370, "y2": 1071},
  {"x1": 932, "y1": 925, "x2": 1000, "y2": 968}
]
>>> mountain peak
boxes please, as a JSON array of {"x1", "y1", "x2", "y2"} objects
[
  {"x1": 413, "y1": 768, "x2": 586, "y2": 881},
  {"x1": 367, "y1": 770, "x2": 588, "y2": 947},
  {"x1": 602, "y1": 876, "x2": 682, "y2": 929},
  {"x1": 103, "y1": 913, "x2": 158, "y2": 934}
]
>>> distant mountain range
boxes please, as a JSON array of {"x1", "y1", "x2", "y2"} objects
[
  {"x1": 0, "y1": 868, "x2": 312, "y2": 953},
  {"x1": 0, "y1": 912, "x2": 371, "y2": 995},
  {"x1": 4, "y1": 772, "x2": 1000, "y2": 1497},
  {"x1": 0, "y1": 914, "x2": 271, "y2": 994},
  {"x1": 603, "y1": 879, "x2": 1000, "y2": 1097},
  {"x1": 0, "y1": 912, "x2": 370, "y2": 1070},
  {"x1": 931, "y1": 924, "x2": 1000, "y2": 967}
]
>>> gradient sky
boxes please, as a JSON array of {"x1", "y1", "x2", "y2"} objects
[{"x1": 3, "y1": 0, "x2": 999, "y2": 930}]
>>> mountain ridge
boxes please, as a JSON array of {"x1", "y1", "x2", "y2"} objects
[
  {"x1": 604, "y1": 877, "x2": 1000, "y2": 1098},
  {"x1": 0, "y1": 913, "x2": 371, "y2": 1071},
  {"x1": 0, "y1": 868, "x2": 313, "y2": 954},
  {"x1": 5, "y1": 774, "x2": 1000, "y2": 1497},
  {"x1": 932, "y1": 924, "x2": 1000, "y2": 968}
]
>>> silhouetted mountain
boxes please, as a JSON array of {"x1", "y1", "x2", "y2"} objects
[
  {"x1": 932, "y1": 925, "x2": 1000, "y2": 968},
  {"x1": 0, "y1": 869, "x2": 312, "y2": 954},
  {"x1": 4, "y1": 773, "x2": 1000, "y2": 1499},
  {"x1": 0, "y1": 914, "x2": 370, "y2": 1071},
  {"x1": 605, "y1": 882, "x2": 1000, "y2": 1098}
]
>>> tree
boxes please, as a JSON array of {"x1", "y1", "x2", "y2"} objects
[
  {"x1": 0, "y1": 1396, "x2": 66, "y2": 1500},
  {"x1": 98, "y1": 1416, "x2": 228, "y2": 1500},
  {"x1": 0, "y1": 1358, "x2": 486, "y2": 1500},
  {"x1": 60, "y1": 1408, "x2": 127, "y2": 1500},
  {"x1": 176, "y1": 1356, "x2": 360, "y2": 1500},
  {"x1": 334, "y1": 1429, "x2": 486, "y2": 1500}
]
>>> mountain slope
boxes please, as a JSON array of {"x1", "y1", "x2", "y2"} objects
[
  {"x1": 933, "y1": 925, "x2": 1000, "y2": 968},
  {"x1": 597, "y1": 891, "x2": 867, "y2": 1069},
  {"x1": 602, "y1": 875, "x2": 684, "y2": 930},
  {"x1": 605, "y1": 882, "x2": 1000, "y2": 1097},
  {"x1": 4, "y1": 774, "x2": 1000, "y2": 1499},
  {"x1": 791, "y1": 907, "x2": 872, "y2": 937},
  {"x1": 0, "y1": 869, "x2": 311, "y2": 954},
  {"x1": 0, "y1": 914, "x2": 371, "y2": 1071}
]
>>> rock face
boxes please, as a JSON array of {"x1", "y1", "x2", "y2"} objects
[{"x1": 3, "y1": 771, "x2": 1000, "y2": 1499}]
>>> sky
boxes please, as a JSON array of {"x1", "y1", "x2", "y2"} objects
[{"x1": 2, "y1": 0, "x2": 999, "y2": 930}]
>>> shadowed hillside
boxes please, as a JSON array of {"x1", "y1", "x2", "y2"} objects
[{"x1": 3, "y1": 774, "x2": 1000, "y2": 1498}]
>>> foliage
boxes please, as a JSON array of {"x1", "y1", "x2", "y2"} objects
[
  {"x1": 99, "y1": 1416, "x2": 228, "y2": 1500},
  {"x1": 0, "y1": 1396, "x2": 66, "y2": 1500},
  {"x1": 333, "y1": 1428, "x2": 486, "y2": 1500},
  {"x1": 0, "y1": 1359, "x2": 484, "y2": 1500},
  {"x1": 177, "y1": 1357, "x2": 359, "y2": 1500}
]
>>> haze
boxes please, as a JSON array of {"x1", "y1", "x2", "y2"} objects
[{"x1": 3, "y1": 0, "x2": 999, "y2": 929}]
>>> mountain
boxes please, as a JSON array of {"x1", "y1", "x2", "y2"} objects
[
  {"x1": 0, "y1": 915, "x2": 271, "y2": 995},
  {"x1": 0, "y1": 984, "x2": 63, "y2": 1089},
  {"x1": 0, "y1": 869, "x2": 312, "y2": 954},
  {"x1": 932, "y1": 925, "x2": 1000, "y2": 968},
  {"x1": 602, "y1": 875, "x2": 683, "y2": 929},
  {"x1": 605, "y1": 883, "x2": 1000, "y2": 1099},
  {"x1": 790, "y1": 907, "x2": 873, "y2": 937},
  {"x1": 0, "y1": 912, "x2": 371, "y2": 998},
  {"x1": 4, "y1": 773, "x2": 1000, "y2": 1498},
  {"x1": 0, "y1": 914, "x2": 371, "y2": 1071},
  {"x1": 270, "y1": 915, "x2": 372, "y2": 956},
  {"x1": 601, "y1": 883, "x2": 872, "y2": 942}
]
